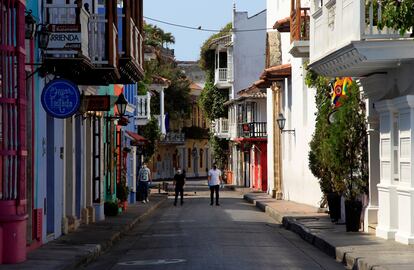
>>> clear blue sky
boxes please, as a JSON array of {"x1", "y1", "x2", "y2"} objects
[{"x1": 143, "y1": 0, "x2": 266, "y2": 61}]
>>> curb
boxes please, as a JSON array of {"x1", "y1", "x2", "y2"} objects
[
  {"x1": 243, "y1": 194, "x2": 374, "y2": 269},
  {"x1": 69, "y1": 195, "x2": 168, "y2": 269}
]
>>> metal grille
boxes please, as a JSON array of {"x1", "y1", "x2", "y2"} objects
[{"x1": 0, "y1": 0, "x2": 27, "y2": 201}]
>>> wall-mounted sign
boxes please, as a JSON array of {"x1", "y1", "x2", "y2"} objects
[
  {"x1": 41, "y1": 79, "x2": 81, "y2": 118},
  {"x1": 47, "y1": 24, "x2": 81, "y2": 50},
  {"x1": 83, "y1": 95, "x2": 111, "y2": 111}
]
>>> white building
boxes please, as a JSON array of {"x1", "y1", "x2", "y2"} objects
[
  {"x1": 263, "y1": 0, "x2": 322, "y2": 207},
  {"x1": 209, "y1": 7, "x2": 267, "y2": 187},
  {"x1": 309, "y1": 0, "x2": 414, "y2": 242}
]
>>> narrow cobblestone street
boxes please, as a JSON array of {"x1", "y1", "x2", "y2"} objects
[{"x1": 84, "y1": 180, "x2": 344, "y2": 270}]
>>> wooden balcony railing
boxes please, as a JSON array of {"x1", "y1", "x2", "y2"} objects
[
  {"x1": 238, "y1": 122, "x2": 267, "y2": 138},
  {"x1": 130, "y1": 19, "x2": 144, "y2": 69},
  {"x1": 89, "y1": 14, "x2": 108, "y2": 64},
  {"x1": 290, "y1": 0, "x2": 310, "y2": 42}
]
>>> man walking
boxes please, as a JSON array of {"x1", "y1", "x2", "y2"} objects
[
  {"x1": 138, "y1": 163, "x2": 151, "y2": 203},
  {"x1": 173, "y1": 168, "x2": 185, "y2": 206},
  {"x1": 208, "y1": 164, "x2": 222, "y2": 206}
]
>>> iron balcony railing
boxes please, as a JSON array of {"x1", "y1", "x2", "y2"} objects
[
  {"x1": 159, "y1": 132, "x2": 185, "y2": 144},
  {"x1": 237, "y1": 122, "x2": 267, "y2": 138}
]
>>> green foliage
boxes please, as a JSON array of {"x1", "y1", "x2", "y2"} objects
[
  {"x1": 182, "y1": 126, "x2": 210, "y2": 139},
  {"x1": 198, "y1": 82, "x2": 228, "y2": 120},
  {"x1": 104, "y1": 200, "x2": 118, "y2": 216},
  {"x1": 143, "y1": 46, "x2": 191, "y2": 120},
  {"x1": 376, "y1": 0, "x2": 414, "y2": 36},
  {"x1": 116, "y1": 181, "x2": 129, "y2": 202},
  {"x1": 144, "y1": 23, "x2": 175, "y2": 48},
  {"x1": 210, "y1": 135, "x2": 229, "y2": 169},
  {"x1": 199, "y1": 23, "x2": 232, "y2": 72},
  {"x1": 142, "y1": 116, "x2": 161, "y2": 162},
  {"x1": 305, "y1": 67, "x2": 368, "y2": 201},
  {"x1": 328, "y1": 83, "x2": 368, "y2": 200}
]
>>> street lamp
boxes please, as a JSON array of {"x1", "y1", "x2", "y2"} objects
[
  {"x1": 276, "y1": 113, "x2": 295, "y2": 134},
  {"x1": 37, "y1": 24, "x2": 51, "y2": 50},
  {"x1": 25, "y1": 10, "x2": 51, "y2": 49},
  {"x1": 115, "y1": 93, "x2": 128, "y2": 117},
  {"x1": 25, "y1": 10, "x2": 36, "y2": 39}
]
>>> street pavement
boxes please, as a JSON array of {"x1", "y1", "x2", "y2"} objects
[
  {"x1": 243, "y1": 192, "x2": 414, "y2": 270},
  {"x1": 83, "y1": 180, "x2": 344, "y2": 270},
  {"x1": 0, "y1": 194, "x2": 167, "y2": 270}
]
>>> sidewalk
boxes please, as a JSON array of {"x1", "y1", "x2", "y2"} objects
[
  {"x1": 1, "y1": 194, "x2": 167, "y2": 270},
  {"x1": 243, "y1": 192, "x2": 414, "y2": 270}
]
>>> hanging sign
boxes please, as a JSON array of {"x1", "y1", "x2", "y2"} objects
[
  {"x1": 41, "y1": 79, "x2": 81, "y2": 118},
  {"x1": 332, "y1": 77, "x2": 352, "y2": 108},
  {"x1": 47, "y1": 24, "x2": 82, "y2": 50}
]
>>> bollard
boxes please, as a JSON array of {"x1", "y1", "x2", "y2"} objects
[{"x1": 158, "y1": 183, "x2": 161, "y2": 194}]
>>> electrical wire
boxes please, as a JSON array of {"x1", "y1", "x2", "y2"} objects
[{"x1": 144, "y1": 16, "x2": 273, "y2": 33}]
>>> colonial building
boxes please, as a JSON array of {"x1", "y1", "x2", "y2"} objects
[
  {"x1": 209, "y1": 7, "x2": 267, "y2": 188},
  {"x1": 263, "y1": 0, "x2": 322, "y2": 207},
  {"x1": 308, "y1": 0, "x2": 414, "y2": 242},
  {"x1": 0, "y1": 0, "x2": 145, "y2": 264}
]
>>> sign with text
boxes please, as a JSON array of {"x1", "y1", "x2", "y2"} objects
[
  {"x1": 47, "y1": 24, "x2": 81, "y2": 50},
  {"x1": 41, "y1": 79, "x2": 81, "y2": 118},
  {"x1": 83, "y1": 95, "x2": 111, "y2": 111}
]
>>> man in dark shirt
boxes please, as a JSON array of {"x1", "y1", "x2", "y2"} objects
[{"x1": 173, "y1": 168, "x2": 185, "y2": 206}]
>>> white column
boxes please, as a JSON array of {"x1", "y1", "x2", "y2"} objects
[
  {"x1": 160, "y1": 88, "x2": 166, "y2": 134},
  {"x1": 375, "y1": 100, "x2": 398, "y2": 240},
  {"x1": 394, "y1": 96, "x2": 414, "y2": 244},
  {"x1": 364, "y1": 98, "x2": 380, "y2": 231}
]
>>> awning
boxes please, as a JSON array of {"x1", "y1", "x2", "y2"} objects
[
  {"x1": 125, "y1": 131, "x2": 148, "y2": 145},
  {"x1": 260, "y1": 63, "x2": 292, "y2": 82},
  {"x1": 273, "y1": 16, "x2": 290, "y2": 32}
]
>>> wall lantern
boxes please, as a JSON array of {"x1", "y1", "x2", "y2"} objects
[
  {"x1": 25, "y1": 10, "x2": 51, "y2": 49},
  {"x1": 37, "y1": 24, "x2": 51, "y2": 50},
  {"x1": 115, "y1": 93, "x2": 128, "y2": 117},
  {"x1": 276, "y1": 113, "x2": 295, "y2": 134},
  {"x1": 25, "y1": 10, "x2": 36, "y2": 39}
]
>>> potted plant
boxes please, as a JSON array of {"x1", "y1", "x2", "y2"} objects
[
  {"x1": 327, "y1": 81, "x2": 368, "y2": 232},
  {"x1": 117, "y1": 182, "x2": 130, "y2": 211},
  {"x1": 104, "y1": 200, "x2": 119, "y2": 216},
  {"x1": 306, "y1": 69, "x2": 344, "y2": 222}
]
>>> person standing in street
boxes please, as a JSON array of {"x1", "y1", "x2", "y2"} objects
[
  {"x1": 173, "y1": 168, "x2": 185, "y2": 206},
  {"x1": 208, "y1": 164, "x2": 222, "y2": 206},
  {"x1": 138, "y1": 163, "x2": 151, "y2": 203}
]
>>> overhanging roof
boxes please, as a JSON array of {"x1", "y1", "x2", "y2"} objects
[
  {"x1": 273, "y1": 16, "x2": 290, "y2": 32},
  {"x1": 260, "y1": 63, "x2": 292, "y2": 81}
]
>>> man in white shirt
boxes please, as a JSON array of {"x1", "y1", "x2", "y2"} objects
[{"x1": 208, "y1": 164, "x2": 222, "y2": 206}]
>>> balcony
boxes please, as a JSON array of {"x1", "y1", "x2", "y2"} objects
[
  {"x1": 214, "y1": 66, "x2": 233, "y2": 88},
  {"x1": 289, "y1": 0, "x2": 310, "y2": 57},
  {"x1": 43, "y1": 2, "x2": 119, "y2": 85},
  {"x1": 237, "y1": 122, "x2": 267, "y2": 138},
  {"x1": 134, "y1": 94, "x2": 150, "y2": 126},
  {"x1": 309, "y1": 0, "x2": 414, "y2": 77},
  {"x1": 212, "y1": 118, "x2": 229, "y2": 139},
  {"x1": 159, "y1": 132, "x2": 185, "y2": 145},
  {"x1": 118, "y1": 16, "x2": 144, "y2": 83}
]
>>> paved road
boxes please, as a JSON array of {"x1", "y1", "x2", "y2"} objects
[{"x1": 84, "y1": 180, "x2": 344, "y2": 270}]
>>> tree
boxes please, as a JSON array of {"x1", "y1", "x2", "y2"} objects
[
  {"x1": 141, "y1": 116, "x2": 161, "y2": 162},
  {"x1": 305, "y1": 68, "x2": 368, "y2": 201},
  {"x1": 198, "y1": 82, "x2": 228, "y2": 120}
]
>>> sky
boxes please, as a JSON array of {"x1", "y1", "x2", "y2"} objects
[{"x1": 143, "y1": 0, "x2": 266, "y2": 61}]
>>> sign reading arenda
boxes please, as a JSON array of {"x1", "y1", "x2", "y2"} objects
[
  {"x1": 47, "y1": 24, "x2": 81, "y2": 50},
  {"x1": 41, "y1": 79, "x2": 81, "y2": 118}
]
